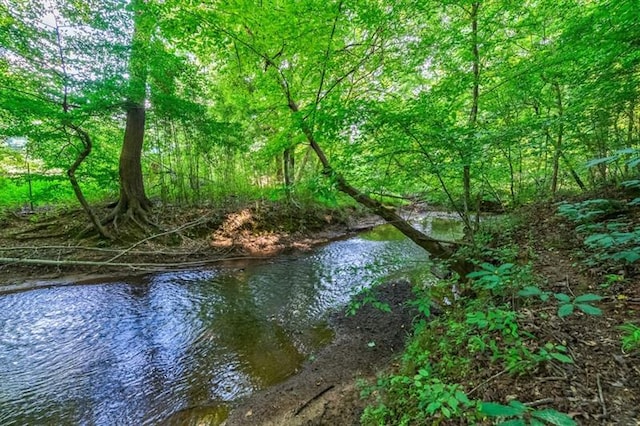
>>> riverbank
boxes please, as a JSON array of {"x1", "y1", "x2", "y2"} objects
[
  {"x1": 220, "y1": 279, "x2": 418, "y2": 426},
  {"x1": 0, "y1": 201, "x2": 383, "y2": 291},
  {"x1": 215, "y1": 198, "x2": 640, "y2": 425}
]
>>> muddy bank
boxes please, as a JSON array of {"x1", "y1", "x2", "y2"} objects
[{"x1": 220, "y1": 279, "x2": 417, "y2": 426}]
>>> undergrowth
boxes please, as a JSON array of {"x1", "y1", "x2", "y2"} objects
[
  {"x1": 357, "y1": 170, "x2": 640, "y2": 424},
  {"x1": 358, "y1": 220, "x2": 606, "y2": 425}
]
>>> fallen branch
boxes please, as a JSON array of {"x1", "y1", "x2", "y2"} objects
[
  {"x1": 294, "y1": 384, "x2": 335, "y2": 416},
  {"x1": 0, "y1": 255, "x2": 269, "y2": 271},
  {"x1": 0, "y1": 245, "x2": 209, "y2": 256},
  {"x1": 468, "y1": 368, "x2": 509, "y2": 396},
  {"x1": 596, "y1": 374, "x2": 607, "y2": 418}
]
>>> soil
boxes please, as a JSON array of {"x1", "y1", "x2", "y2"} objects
[
  {"x1": 1, "y1": 199, "x2": 639, "y2": 425},
  {"x1": 223, "y1": 279, "x2": 418, "y2": 426}
]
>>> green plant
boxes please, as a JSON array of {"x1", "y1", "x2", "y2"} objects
[
  {"x1": 467, "y1": 262, "x2": 516, "y2": 293},
  {"x1": 480, "y1": 400, "x2": 576, "y2": 425},
  {"x1": 554, "y1": 293, "x2": 602, "y2": 317},
  {"x1": 620, "y1": 323, "x2": 640, "y2": 353},
  {"x1": 414, "y1": 377, "x2": 473, "y2": 419},
  {"x1": 518, "y1": 286, "x2": 602, "y2": 317},
  {"x1": 536, "y1": 342, "x2": 573, "y2": 364},
  {"x1": 556, "y1": 199, "x2": 620, "y2": 223},
  {"x1": 346, "y1": 286, "x2": 391, "y2": 316},
  {"x1": 465, "y1": 308, "x2": 519, "y2": 338},
  {"x1": 600, "y1": 273, "x2": 624, "y2": 289}
]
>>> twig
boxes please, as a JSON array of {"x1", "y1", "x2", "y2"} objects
[
  {"x1": 468, "y1": 369, "x2": 509, "y2": 396},
  {"x1": 524, "y1": 397, "x2": 555, "y2": 407},
  {"x1": 294, "y1": 384, "x2": 334, "y2": 416},
  {"x1": 596, "y1": 374, "x2": 607, "y2": 418},
  {"x1": 0, "y1": 245, "x2": 208, "y2": 256}
]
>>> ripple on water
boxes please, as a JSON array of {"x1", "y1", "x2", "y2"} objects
[{"x1": 0, "y1": 221, "x2": 460, "y2": 424}]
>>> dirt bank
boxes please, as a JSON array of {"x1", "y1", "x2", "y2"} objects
[
  {"x1": 0, "y1": 202, "x2": 381, "y2": 291},
  {"x1": 223, "y1": 279, "x2": 418, "y2": 426}
]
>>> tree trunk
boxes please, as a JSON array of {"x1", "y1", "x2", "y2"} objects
[
  {"x1": 551, "y1": 82, "x2": 564, "y2": 194},
  {"x1": 110, "y1": 0, "x2": 153, "y2": 226},
  {"x1": 289, "y1": 101, "x2": 472, "y2": 278},
  {"x1": 115, "y1": 104, "x2": 152, "y2": 217},
  {"x1": 283, "y1": 147, "x2": 294, "y2": 187},
  {"x1": 561, "y1": 151, "x2": 586, "y2": 191},
  {"x1": 464, "y1": 2, "x2": 480, "y2": 225},
  {"x1": 67, "y1": 125, "x2": 113, "y2": 239}
]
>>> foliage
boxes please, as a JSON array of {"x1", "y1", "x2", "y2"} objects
[
  {"x1": 556, "y1": 194, "x2": 640, "y2": 269},
  {"x1": 480, "y1": 400, "x2": 576, "y2": 426},
  {"x1": 1, "y1": 0, "x2": 639, "y2": 215},
  {"x1": 620, "y1": 323, "x2": 640, "y2": 353},
  {"x1": 345, "y1": 286, "x2": 391, "y2": 317},
  {"x1": 467, "y1": 262, "x2": 516, "y2": 293},
  {"x1": 518, "y1": 286, "x2": 603, "y2": 318}
]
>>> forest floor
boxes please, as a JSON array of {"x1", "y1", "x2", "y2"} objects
[{"x1": 0, "y1": 198, "x2": 639, "y2": 425}]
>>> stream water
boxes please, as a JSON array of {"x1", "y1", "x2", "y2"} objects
[{"x1": 0, "y1": 216, "x2": 462, "y2": 425}]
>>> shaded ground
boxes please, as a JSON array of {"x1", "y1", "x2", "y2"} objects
[{"x1": 485, "y1": 201, "x2": 640, "y2": 425}]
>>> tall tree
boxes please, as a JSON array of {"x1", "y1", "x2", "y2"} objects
[{"x1": 108, "y1": 0, "x2": 153, "y2": 226}]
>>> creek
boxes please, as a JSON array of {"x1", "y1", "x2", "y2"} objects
[{"x1": 0, "y1": 215, "x2": 462, "y2": 425}]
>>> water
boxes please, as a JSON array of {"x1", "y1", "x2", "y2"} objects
[{"x1": 0, "y1": 217, "x2": 462, "y2": 425}]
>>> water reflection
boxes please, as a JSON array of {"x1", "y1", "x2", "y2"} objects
[{"x1": 0, "y1": 218, "x2": 462, "y2": 425}]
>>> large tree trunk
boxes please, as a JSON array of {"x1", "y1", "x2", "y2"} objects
[
  {"x1": 116, "y1": 104, "x2": 152, "y2": 215},
  {"x1": 109, "y1": 0, "x2": 153, "y2": 227}
]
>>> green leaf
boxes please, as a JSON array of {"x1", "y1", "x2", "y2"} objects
[
  {"x1": 468, "y1": 270, "x2": 491, "y2": 279},
  {"x1": 558, "y1": 303, "x2": 574, "y2": 318},
  {"x1": 550, "y1": 352, "x2": 574, "y2": 363},
  {"x1": 573, "y1": 294, "x2": 602, "y2": 303},
  {"x1": 612, "y1": 250, "x2": 640, "y2": 263},
  {"x1": 626, "y1": 158, "x2": 640, "y2": 168},
  {"x1": 518, "y1": 286, "x2": 542, "y2": 297},
  {"x1": 455, "y1": 389, "x2": 470, "y2": 404},
  {"x1": 554, "y1": 293, "x2": 571, "y2": 303},
  {"x1": 497, "y1": 263, "x2": 515, "y2": 273},
  {"x1": 531, "y1": 409, "x2": 577, "y2": 426},
  {"x1": 576, "y1": 303, "x2": 602, "y2": 316},
  {"x1": 480, "y1": 402, "x2": 526, "y2": 417},
  {"x1": 441, "y1": 405, "x2": 451, "y2": 418},
  {"x1": 585, "y1": 156, "x2": 617, "y2": 168}
]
